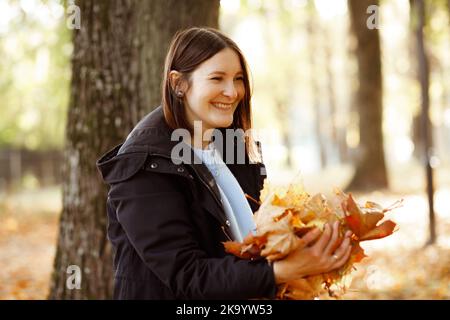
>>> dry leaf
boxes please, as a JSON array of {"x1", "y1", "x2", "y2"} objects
[{"x1": 223, "y1": 181, "x2": 400, "y2": 299}]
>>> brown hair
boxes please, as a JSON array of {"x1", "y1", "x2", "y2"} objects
[{"x1": 161, "y1": 27, "x2": 261, "y2": 163}]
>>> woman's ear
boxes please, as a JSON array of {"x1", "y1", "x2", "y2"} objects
[
  {"x1": 169, "y1": 70, "x2": 188, "y2": 98},
  {"x1": 169, "y1": 70, "x2": 182, "y2": 92}
]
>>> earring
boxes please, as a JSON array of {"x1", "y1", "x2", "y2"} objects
[{"x1": 176, "y1": 91, "x2": 184, "y2": 98}]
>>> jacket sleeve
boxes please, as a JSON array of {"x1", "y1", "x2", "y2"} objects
[{"x1": 108, "y1": 169, "x2": 277, "y2": 300}]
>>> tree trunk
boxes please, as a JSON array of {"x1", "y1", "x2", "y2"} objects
[
  {"x1": 275, "y1": 100, "x2": 294, "y2": 168},
  {"x1": 412, "y1": 113, "x2": 424, "y2": 159},
  {"x1": 448, "y1": 0, "x2": 450, "y2": 20},
  {"x1": 410, "y1": 0, "x2": 436, "y2": 245},
  {"x1": 409, "y1": 1, "x2": 428, "y2": 161},
  {"x1": 49, "y1": 0, "x2": 219, "y2": 299},
  {"x1": 347, "y1": 0, "x2": 388, "y2": 191}
]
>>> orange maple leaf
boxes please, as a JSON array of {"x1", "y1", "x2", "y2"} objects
[{"x1": 344, "y1": 194, "x2": 397, "y2": 241}]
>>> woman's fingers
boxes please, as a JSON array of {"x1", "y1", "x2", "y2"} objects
[
  {"x1": 333, "y1": 243, "x2": 352, "y2": 268},
  {"x1": 324, "y1": 221, "x2": 340, "y2": 255},
  {"x1": 312, "y1": 223, "x2": 332, "y2": 252},
  {"x1": 299, "y1": 228, "x2": 321, "y2": 247},
  {"x1": 334, "y1": 237, "x2": 350, "y2": 257},
  {"x1": 333, "y1": 235, "x2": 350, "y2": 257}
]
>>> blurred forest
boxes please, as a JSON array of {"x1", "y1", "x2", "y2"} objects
[{"x1": 0, "y1": 0, "x2": 449, "y2": 299}]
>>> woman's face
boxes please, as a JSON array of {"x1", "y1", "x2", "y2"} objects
[{"x1": 183, "y1": 48, "x2": 245, "y2": 133}]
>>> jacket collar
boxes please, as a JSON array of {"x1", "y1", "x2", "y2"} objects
[
  {"x1": 116, "y1": 106, "x2": 253, "y2": 163},
  {"x1": 117, "y1": 106, "x2": 179, "y2": 157},
  {"x1": 97, "y1": 106, "x2": 265, "y2": 229},
  {"x1": 116, "y1": 106, "x2": 223, "y2": 194}
]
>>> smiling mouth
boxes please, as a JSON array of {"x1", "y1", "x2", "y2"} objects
[{"x1": 211, "y1": 102, "x2": 234, "y2": 110}]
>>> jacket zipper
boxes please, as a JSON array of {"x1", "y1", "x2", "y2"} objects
[{"x1": 221, "y1": 226, "x2": 232, "y2": 241}]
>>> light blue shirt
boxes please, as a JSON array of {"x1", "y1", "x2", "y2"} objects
[{"x1": 192, "y1": 142, "x2": 256, "y2": 242}]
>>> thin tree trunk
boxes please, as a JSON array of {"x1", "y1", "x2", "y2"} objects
[
  {"x1": 410, "y1": 0, "x2": 436, "y2": 245},
  {"x1": 275, "y1": 100, "x2": 294, "y2": 168},
  {"x1": 347, "y1": 0, "x2": 388, "y2": 191},
  {"x1": 409, "y1": 1, "x2": 426, "y2": 160},
  {"x1": 412, "y1": 113, "x2": 423, "y2": 159},
  {"x1": 49, "y1": 0, "x2": 219, "y2": 299},
  {"x1": 448, "y1": 0, "x2": 450, "y2": 19}
]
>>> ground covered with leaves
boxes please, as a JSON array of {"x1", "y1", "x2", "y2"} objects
[
  {"x1": 0, "y1": 188, "x2": 59, "y2": 299},
  {"x1": 0, "y1": 185, "x2": 449, "y2": 300}
]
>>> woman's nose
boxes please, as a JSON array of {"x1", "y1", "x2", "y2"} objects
[{"x1": 222, "y1": 81, "x2": 238, "y2": 99}]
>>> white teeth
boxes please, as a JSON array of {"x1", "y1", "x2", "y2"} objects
[{"x1": 212, "y1": 103, "x2": 232, "y2": 109}]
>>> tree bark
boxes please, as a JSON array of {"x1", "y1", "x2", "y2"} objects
[
  {"x1": 49, "y1": 0, "x2": 219, "y2": 299},
  {"x1": 347, "y1": 0, "x2": 388, "y2": 191}
]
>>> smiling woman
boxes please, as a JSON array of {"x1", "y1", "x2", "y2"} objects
[
  {"x1": 169, "y1": 47, "x2": 245, "y2": 146},
  {"x1": 162, "y1": 28, "x2": 255, "y2": 152},
  {"x1": 96, "y1": 27, "x2": 351, "y2": 300}
]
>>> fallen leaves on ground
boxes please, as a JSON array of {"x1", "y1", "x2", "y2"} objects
[
  {"x1": 0, "y1": 198, "x2": 58, "y2": 300},
  {"x1": 340, "y1": 244, "x2": 450, "y2": 300}
]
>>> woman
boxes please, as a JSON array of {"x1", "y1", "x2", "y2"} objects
[{"x1": 97, "y1": 27, "x2": 352, "y2": 299}]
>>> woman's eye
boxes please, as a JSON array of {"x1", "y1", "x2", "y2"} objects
[
  {"x1": 235, "y1": 77, "x2": 244, "y2": 81},
  {"x1": 210, "y1": 77, "x2": 222, "y2": 81}
]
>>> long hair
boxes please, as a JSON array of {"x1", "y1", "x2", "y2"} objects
[{"x1": 161, "y1": 27, "x2": 261, "y2": 163}]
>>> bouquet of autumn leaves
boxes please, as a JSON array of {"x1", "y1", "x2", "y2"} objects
[{"x1": 223, "y1": 180, "x2": 401, "y2": 299}]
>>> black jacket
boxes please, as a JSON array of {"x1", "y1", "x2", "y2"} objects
[{"x1": 97, "y1": 106, "x2": 277, "y2": 299}]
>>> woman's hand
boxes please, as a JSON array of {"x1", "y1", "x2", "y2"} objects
[{"x1": 273, "y1": 221, "x2": 352, "y2": 284}]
